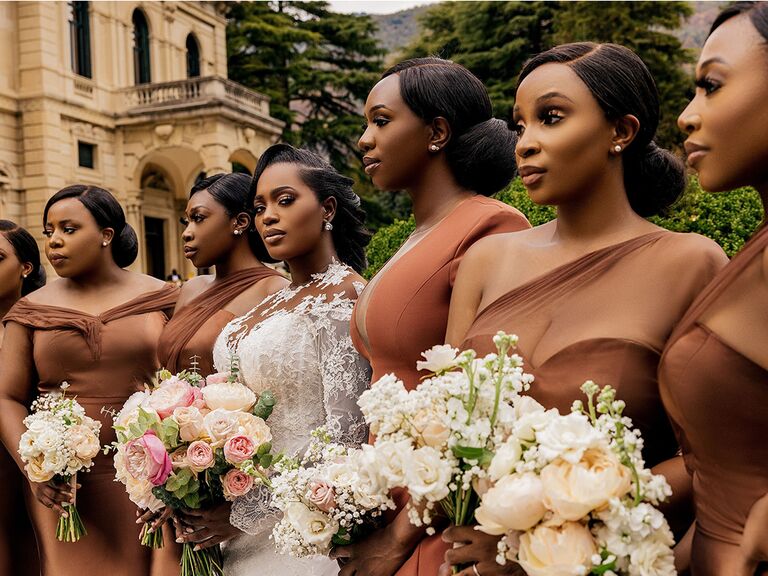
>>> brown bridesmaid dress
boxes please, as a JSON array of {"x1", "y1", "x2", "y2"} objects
[
  {"x1": 157, "y1": 266, "x2": 284, "y2": 376},
  {"x1": 461, "y1": 231, "x2": 727, "y2": 469},
  {"x1": 351, "y1": 195, "x2": 530, "y2": 576},
  {"x1": 2, "y1": 284, "x2": 178, "y2": 576},
  {"x1": 659, "y1": 224, "x2": 768, "y2": 576}
]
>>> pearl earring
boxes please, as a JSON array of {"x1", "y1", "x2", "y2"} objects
[
  {"x1": 429, "y1": 145, "x2": 439, "y2": 152},
  {"x1": 234, "y1": 229, "x2": 242, "y2": 236},
  {"x1": 22, "y1": 274, "x2": 28, "y2": 279},
  {"x1": 102, "y1": 241, "x2": 108, "y2": 246},
  {"x1": 324, "y1": 221, "x2": 333, "y2": 231},
  {"x1": 614, "y1": 145, "x2": 622, "y2": 153}
]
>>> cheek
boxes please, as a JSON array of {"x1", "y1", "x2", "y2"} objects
[{"x1": 0, "y1": 261, "x2": 21, "y2": 296}]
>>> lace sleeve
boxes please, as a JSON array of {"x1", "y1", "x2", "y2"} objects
[
  {"x1": 229, "y1": 483, "x2": 280, "y2": 536},
  {"x1": 317, "y1": 314, "x2": 372, "y2": 447}
]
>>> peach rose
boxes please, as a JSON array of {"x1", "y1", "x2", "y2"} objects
[
  {"x1": 186, "y1": 440, "x2": 215, "y2": 473},
  {"x1": 222, "y1": 468, "x2": 254, "y2": 500},
  {"x1": 223, "y1": 435, "x2": 256, "y2": 465},
  {"x1": 146, "y1": 377, "x2": 196, "y2": 419},
  {"x1": 308, "y1": 480, "x2": 336, "y2": 513},
  {"x1": 173, "y1": 406, "x2": 205, "y2": 442},
  {"x1": 517, "y1": 522, "x2": 597, "y2": 576}
]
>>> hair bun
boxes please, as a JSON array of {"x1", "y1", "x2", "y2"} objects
[
  {"x1": 625, "y1": 141, "x2": 686, "y2": 217},
  {"x1": 446, "y1": 118, "x2": 517, "y2": 196},
  {"x1": 112, "y1": 223, "x2": 139, "y2": 268}
]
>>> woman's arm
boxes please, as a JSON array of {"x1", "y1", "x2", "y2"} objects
[{"x1": 445, "y1": 242, "x2": 492, "y2": 348}]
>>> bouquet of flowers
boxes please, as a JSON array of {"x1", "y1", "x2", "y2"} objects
[
  {"x1": 18, "y1": 382, "x2": 102, "y2": 542},
  {"x1": 474, "y1": 381, "x2": 676, "y2": 576},
  {"x1": 270, "y1": 428, "x2": 396, "y2": 558},
  {"x1": 357, "y1": 332, "x2": 532, "y2": 532},
  {"x1": 110, "y1": 359, "x2": 279, "y2": 576}
]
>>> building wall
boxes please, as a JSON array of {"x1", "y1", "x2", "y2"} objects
[{"x1": 0, "y1": 1, "x2": 282, "y2": 279}]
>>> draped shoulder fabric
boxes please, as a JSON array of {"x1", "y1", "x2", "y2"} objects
[
  {"x1": 350, "y1": 195, "x2": 530, "y2": 576},
  {"x1": 462, "y1": 231, "x2": 727, "y2": 468},
  {"x1": 157, "y1": 266, "x2": 283, "y2": 375},
  {"x1": 659, "y1": 224, "x2": 768, "y2": 576},
  {"x1": 2, "y1": 284, "x2": 179, "y2": 576}
]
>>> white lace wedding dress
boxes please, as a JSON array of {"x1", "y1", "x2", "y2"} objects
[{"x1": 211, "y1": 261, "x2": 371, "y2": 576}]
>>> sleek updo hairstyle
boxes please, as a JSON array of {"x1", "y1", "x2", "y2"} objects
[
  {"x1": 43, "y1": 185, "x2": 138, "y2": 267},
  {"x1": 190, "y1": 173, "x2": 275, "y2": 264},
  {"x1": 518, "y1": 43, "x2": 686, "y2": 217},
  {"x1": 0, "y1": 220, "x2": 46, "y2": 295},
  {"x1": 250, "y1": 144, "x2": 371, "y2": 273},
  {"x1": 382, "y1": 57, "x2": 516, "y2": 196},
  {"x1": 710, "y1": 1, "x2": 768, "y2": 39}
]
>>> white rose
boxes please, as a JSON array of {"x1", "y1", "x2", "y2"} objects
[
  {"x1": 202, "y1": 382, "x2": 256, "y2": 412},
  {"x1": 475, "y1": 473, "x2": 546, "y2": 534},
  {"x1": 517, "y1": 522, "x2": 597, "y2": 576},
  {"x1": 234, "y1": 412, "x2": 272, "y2": 446},
  {"x1": 117, "y1": 391, "x2": 152, "y2": 428},
  {"x1": 514, "y1": 395, "x2": 546, "y2": 418},
  {"x1": 42, "y1": 450, "x2": 68, "y2": 475},
  {"x1": 536, "y1": 412, "x2": 606, "y2": 464},
  {"x1": 629, "y1": 535, "x2": 676, "y2": 576},
  {"x1": 402, "y1": 446, "x2": 453, "y2": 502},
  {"x1": 173, "y1": 406, "x2": 206, "y2": 442},
  {"x1": 203, "y1": 409, "x2": 240, "y2": 448},
  {"x1": 541, "y1": 448, "x2": 632, "y2": 522},
  {"x1": 349, "y1": 446, "x2": 387, "y2": 508},
  {"x1": 488, "y1": 437, "x2": 523, "y2": 482},
  {"x1": 371, "y1": 440, "x2": 411, "y2": 488},
  {"x1": 416, "y1": 344, "x2": 459, "y2": 373},
  {"x1": 514, "y1": 408, "x2": 559, "y2": 444},
  {"x1": 34, "y1": 429, "x2": 61, "y2": 453},
  {"x1": 285, "y1": 502, "x2": 339, "y2": 550},
  {"x1": 66, "y1": 424, "x2": 101, "y2": 460}
]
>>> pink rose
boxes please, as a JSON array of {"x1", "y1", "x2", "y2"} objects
[
  {"x1": 308, "y1": 480, "x2": 336, "y2": 513},
  {"x1": 223, "y1": 435, "x2": 256, "y2": 465},
  {"x1": 147, "y1": 376, "x2": 196, "y2": 419},
  {"x1": 186, "y1": 440, "x2": 215, "y2": 473},
  {"x1": 191, "y1": 387, "x2": 206, "y2": 410},
  {"x1": 222, "y1": 469, "x2": 254, "y2": 500},
  {"x1": 206, "y1": 372, "x2": 230, "y2": 386},
  {"x1": 125, "y1": 431, "x2": 172, "y2": 486}
]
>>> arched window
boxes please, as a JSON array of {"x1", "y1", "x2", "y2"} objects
[
  {"x1": 186, "y1": 34, "x2": 200, "y2": 78},
  {"x1": 132, "y1": 9, "x2": 151, "y2": 85},
  {"x1": 69, "y1": 1, "x2": 91, "y2": 78}
]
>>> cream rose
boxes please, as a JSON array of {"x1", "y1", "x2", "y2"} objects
[
  {"x1": 475, "y1": 473, "x2": 546, "y2": 534},
  {"x1": 173, "y1": 406, "x2": 205, "y2": 442},
  {"x1": 202, "y1": 382, "x2": 256, "y2": 412},
  {"x1": 66, "y1": 425, "x2": 101, "y2": 460},
  {"x1": 488, "y1": 437, "x2": 522, "y2": 482},
  {"x1": 513, "y1": 408, "x2": 558, "y2": 444},
  {"x1": 536, "y1": 412, "x2": 606, "y2": 464},
  {"x1": 369, "y1": 439, "x2": 409, "y2": 487},
  {"x1": 285, "y1": 501, "x2": 339, "y2": 550},
  {"x1": 416, "y1": 344, "x2": 459, "y2": 373},
  {"x1": 203, "y1": 409, "x2": 240, "y2": 447},
  {"x1": 233, "y1": 412, "x2": 272, "y2": 446},
  {"x1": 541, "y1": 448, "x2": 632, "y2": 522},
  {"x1": 26, "y1": 454, "x2": 54, "y2": 483},
  {"x1": 517, "y1": 522, "x2": 597, "y2": 576},
  {"x1": 402, "y1": 446, "x2": 452, "y2": 502},
  {"x1": 146, "y1": 376, "x2": 197, "y2": 419},
  {"x1": 116, "y1": 390, "x2": 152, "y2": 428}
]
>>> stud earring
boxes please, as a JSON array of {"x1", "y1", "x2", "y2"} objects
[
  {"x1": 324, "y1": 221, "x2": 333, "y2": 231},
  {"x1": 613, "y1": 145, "x2": 622, "y2": 153},
  {"x1": 22, "y1": 274, "x2": 28, "y2": 279},
  {"x1": 102, "y1": 241, "x2": 108, "y2": 247},
  {"x1": 429, "y1": 145, "x2": 439, "y2": 152},
  {"x1": 234, "y1": 229, "x2": 242, "y2": 236}
]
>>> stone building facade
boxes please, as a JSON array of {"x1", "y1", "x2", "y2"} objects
[{"x1": 0, "y1": 1, "x2": 283, "y2": 278}]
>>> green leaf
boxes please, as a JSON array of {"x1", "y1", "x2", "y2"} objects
[
  {"x1": 256, "y1": 441, "x2": 272, "y2": 456},
  {"x1": 259, "y1": 454, "x2": 273, "y2": 469}
]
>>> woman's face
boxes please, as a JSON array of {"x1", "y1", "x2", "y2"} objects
[
  {"x1": 252, "y1": 162, "x2": 330, "y2": 263},
  {"x1": 678, "y1": 14, "x2": 768, "y2": 193},
  {"x1": 43, "y1": 198, "x2": 109, "y2": 277},
  {"x1": 0, "y1": 233, "x2": 28, "y2": 301},
  {"x1": 358, "y1": 74, "x2": 433, "y2": 191},
  {"x1": 512, "y1": 63, "x2": 618, "y2": 206},
  {"x1": 181, "y1": 190, "x2": 243, "y2": 269}
]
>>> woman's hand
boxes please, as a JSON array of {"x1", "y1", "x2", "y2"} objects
[
  {"x1": 31, "y1": 478, "x2": 77, "y2": 517},
  {"x1": 438, "y1": 526, "x2": 523, "y2": 576},
  {"x1": 174, "y1": 501, "x2": 241, "y2": 550},
  {"x1": 737, "y1": 493, "x2": 768, "y2": 576},
  {"x1": 136, "y1": 506, "x2": 173, "y2": 533},
  {"x1": 330, "y1": 523, "x2": 413, "y2": 576}
]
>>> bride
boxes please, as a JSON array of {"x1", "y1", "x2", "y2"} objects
[{"x1": 174, "y1": 144, "x2": 372, "y2": 576}]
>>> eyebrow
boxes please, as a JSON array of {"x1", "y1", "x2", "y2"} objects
[
  {"x1": 368, "y1": 104, "x2": 391, "y2": 114},
  {"x1": 44, "y1": 218, "x2": 78, "y2": 227},
  {"x1": 255, "y1": 186, "x2": 296, "y2": 201},
  {"x1": 187, "y1": 205, "x2": 208, "y2": 212},
  {"x1": 696, "y1": 56, "x2": 728, "y2": 76},
  {"x1": 512, "y1": 91, "x2": 575, "y2": 115}
]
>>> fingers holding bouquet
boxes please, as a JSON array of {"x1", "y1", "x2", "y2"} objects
[
  {"x1": 174, "y1": 502, "x2": 240, "y2": 550},
  {"x1": 31, "y1": 477, "x2": 78, "y2": 517}
]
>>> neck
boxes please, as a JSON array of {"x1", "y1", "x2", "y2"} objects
[
  {"x1": 407, "y1": 163, "x2": 474, "y2": 229},
  {"x1": 286, "y1": 236, "x2": 339, "y2": 286},
  {"x1": 0, "y1": 291, "x2": 20, "y2": 319},
  {"x1": 69, "y1": 259, "x2": 127, "y2": 291},
  {"x1": 213, "y1": 240, "x2": 264, "y2": 279}
]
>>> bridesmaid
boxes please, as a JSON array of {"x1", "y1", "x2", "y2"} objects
[
  {"x1": 440, "y1": 43, "x2": 728, "y2": 576},
  {"x1": 0, "y1": 220, "x2": 44, "y2": 576},
  {"x1": 659, "y1": 3, "x2": 768, "y2": 575},
  {"x1": 0, "y1": 185, "x2": 178, "y2": 576},
  {"x1": 156, "y1": 172, "x2": 288, "y2": 376},
  {"x1": 332, "y1": 58, "x2": 530, "y2": 576}
]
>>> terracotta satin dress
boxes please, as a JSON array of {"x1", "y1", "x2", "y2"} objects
[
  {"x1": 157, "y1": 266, "x2": 284, "y2": 376},
  {"x1": 659, "y1": 224, "x2": 768, "y2": 575},
  {"x1": 351, "y1": 195, "x2": 530, "y2": 576},
  {"x1": 2, "y1": 284, "x2": 178, "y2": 576},
  {"x1": 461, "y1": 231, "x2": 727, "y2": 469}
]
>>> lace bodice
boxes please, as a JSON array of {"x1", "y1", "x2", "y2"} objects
[{"x1": 212, "y1": 262, "x2": 371, "y2": 553}]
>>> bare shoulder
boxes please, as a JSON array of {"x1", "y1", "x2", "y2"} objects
[
  {"x1": 658, "y1": 231, "x2": 729, "y2": 265},
  {"x1": 23, "y1": 278, "x2": 68, "y2": 304},
  {"x1": 124, "y1": 271, "x2": 169, "y2": 293},
  {"x1": 226, "y1": 273, "x2": 290, "y2": 317},
  {"x1": 464, "y1": 224, "x2": 539, "y2": 267},
  {"x1": 175, "y1": 275, "x2": 214, "y2": 309}
]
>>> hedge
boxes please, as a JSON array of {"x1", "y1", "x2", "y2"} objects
[{"x1": 363, "y1": 177, "x2": 763, "y2": 279}]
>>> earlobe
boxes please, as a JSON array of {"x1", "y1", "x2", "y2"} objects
[
  {"x1": 613, "y1": 114, "x2": 641, "y2": 151},
  {"x1": 430, "y1": 117, "x2": 452, "y2": 150}
]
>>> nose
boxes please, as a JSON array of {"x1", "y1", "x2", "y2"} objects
[
  {"x1": 515, "y1": 127, "x2": 540, "y2": 159},
  {"x1": 358, "y1": 123, "x2": 373, "y2": 153},
  {"x1": 678, "y1": 100, "x2": 701, "y2": 134},
  {"x1": 181, "y1": 222, "x2": 193, "y2": 242},
  {"x1": 261, "y1": 204, "x2": 279, "y2": 227},
  {"x1": 48, "y1": 230, "x2": 63, "y2": 248}
]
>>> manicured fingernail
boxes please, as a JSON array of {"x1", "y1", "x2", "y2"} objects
[
  {"x1": 62, "y1": 512, "x2": 68, "y2": 518},
  {"x1": 147, "y1": 527, "x2": 154, "y2": 534},
  {"x1": 176, "y1": 538, "x2": 183, "y2": 543},
  {"x1": 136, "y1": 518, "x2": 142, "y2": 524},
  {"x1": 193, "y1": 546, "x2": 200, "y2": 552}
]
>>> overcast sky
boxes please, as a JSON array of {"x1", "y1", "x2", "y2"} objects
[{"x1": 328, "y1": 0, "x2": 439, "y2": 14}]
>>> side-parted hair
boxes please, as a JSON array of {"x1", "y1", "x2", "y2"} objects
[
  {"x1": 250, "y1": 144, "x2": 371, "y2": 273},
  {"x1": 382, "y1": 57, "x2": 517, "y2": 196},
  {"x1": 518, "y1": 43, "x2": 686, "y2": 217},
  {"x1": 0, "y1": 220, "x2": 45, "y2": 295},
  {"x1": 43, "y1": 185, "x2": 138, "y2": 267},
  {"x1": 710, "y1": 1, "x2": 768, "y2": 39}
]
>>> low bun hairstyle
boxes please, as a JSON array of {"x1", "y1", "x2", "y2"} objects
[
  {"x1": 43, "y1": 185, "x2": 139, "y2": 267},
  {"x1": 250, "y1": 144, "x2": 371, "y2": 273},
  {"x1": 382, "y1": 57, "x2": 516, "y2": 196},
  {"x1": 710, "y1": 2, "x2": 768, "y2": 40},
  {"x1": 190, "y1": 173, "x2": 276, "y2": 264},
  {"x1": 518, "y1": 43, "x2": 686, "y2": 216},
  {"x1": 0, "y1": 220, "x2": 46, "y2": 295}
]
